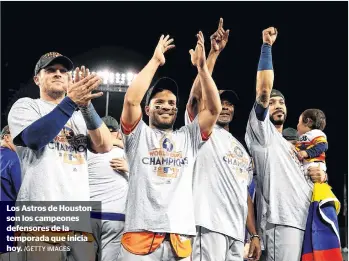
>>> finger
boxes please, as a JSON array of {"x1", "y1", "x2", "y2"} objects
[
  {"x1": 199, "y1": 31, "x2": 204, "y2": 42},
  {"x1": 165, "y1": 38, "x2": 174, "y2": 46},
  {"x1": 85, "y1": 76, "x2": 102, "y2": 90},
  {"x1": 159, "y1": 34, "x2": 164, "y2": 42},
  {"x1": 226, "y1": 29, "x2": 230, "y2": 37},
  {"x1": 189, "y1": 49, "x2": 194, "y2": 56},
  {"x1": 74, "y1": 67, "x2": 81, "y2": 82},
  {"x1": 164, "y1": 45, "x2": 175, "y2": 52},
  {"x1": 197, "y1": 32, "x2": 204, "y2": 44},
  {"x1": 86, "y1": 68, "x2": 90, "y2": 77},
  {"x1": 218, "y1": 17, "x2": 223, "y2": 29},
  {"x1": 73, "y1": 73, "x2": 95, "y2": 88},
  {"x1": 163, "y1": 34, "x2": 170, "y2": 42},
  {"x1": 68, "y1": 71, "x2": 73, "y2": 84},
  {"x1": 81, "y1": 66, "x2": 86, "y2": 78},
  {"x1": 248, "y1": 244, "x2": 255, "y2": 257},
  {"x1": 218, "y1": 28, "x2": 225, "y2": 37},
  {"x1": 85, "y1": 92, "x2": 104, "y2": 101}
]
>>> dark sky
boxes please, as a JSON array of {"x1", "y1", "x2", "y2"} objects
[{"x1": 1, "y1": 2, "x2": 348, "y2": 225}]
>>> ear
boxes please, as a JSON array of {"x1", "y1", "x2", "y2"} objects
[
  {"x1": 33, "y1": 75, "x2": 40, "y2": 86},
  {"x1": 145, "y1": 106, "x2": 150, "y2": 116}
]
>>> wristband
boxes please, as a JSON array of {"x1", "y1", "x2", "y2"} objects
[
  {"x1": 257, "y1": 43, "x2": 273, "y2": 71},
  {"x1": 80, "y1": 103, "x2": 103, "y2": 130},
  {"x1": 250, "y1": 234, "x2": 260, "y2": 241}
]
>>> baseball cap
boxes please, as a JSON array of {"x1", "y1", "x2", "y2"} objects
[
  {"x1": 270, "y1": 89, "x2": 285, "y2": 100},
  {"x1": 34, "y1": 52, "x2": 74, "y2": 76},
  {"x1": 145, "y1": 77, "x2": 179, "y2": 106},
  {"x1": 219, "y1": 90, "x2": 239, "y2": 106},
  {"x1": 102, "y1": 116, "x2": 119, "y2": 132},
  {"x1": 1, "y1": 125, "x2": 10, "y2": 139},
  {"x1": 282, "y1": 127, "x2": 299, "y2": 141}
]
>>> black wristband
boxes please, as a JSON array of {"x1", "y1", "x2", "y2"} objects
[{"x1": 250, "y1": 234, "x2": 260, "y2": 241}]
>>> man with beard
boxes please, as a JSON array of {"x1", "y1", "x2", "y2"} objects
[
  {"x1": 8, "y1": 52, "x2": 112, "y2": 261},
  {"x1": 245, "y1": 27, "x2": 327, "y2": 261},
  {"x1": 117, "y1": 32, "x2": 221, "y2": 261},
  {"x1": 185, "y1": 18, "x2": 261, "y2": 261}
]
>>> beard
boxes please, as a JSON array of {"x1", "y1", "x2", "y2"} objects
[
  {"x1": 46, "y1": 90, "x2": 66, "y2": 100},
  {"x1": 270, "y1": 113, "x2": 286, "y2": 126}
]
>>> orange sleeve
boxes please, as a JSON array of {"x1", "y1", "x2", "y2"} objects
[{"x1": 120, "y1": 115, "x2": 142, "y2": 135}]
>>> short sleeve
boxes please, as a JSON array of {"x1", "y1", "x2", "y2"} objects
[{"x1": 8, "y1": 98, "x2": 41, "y2": 146}]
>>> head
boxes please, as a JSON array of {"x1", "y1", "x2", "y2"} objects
[
  {"x1": 33, "y1": 52, "x2": 74, "y2": 100},
  {"x1": 269, "y1": 89, "x2": 287, "y2": 126},
  {"x1": 145, "y1": 77, "x2": 179, "y2": 130},
  {"x1": 102, "y1": 116, "x2": 123, "y2": 142},
  {"x1": 217, "y1": 90, "x2": 239, "y2": 127},
  {"x1": 297, "y1": 109, "x2": 326, "y2": 135},
  {"x1": 1, "y1": 126, "x2": 16, "y2": 151},
  {"x1": 282, "y1": 127, "x2": 299, "y2": 145}
]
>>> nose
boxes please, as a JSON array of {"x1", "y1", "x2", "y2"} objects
[{"x1": 53, "y1": 69, "x2": 63, "y2": 78}]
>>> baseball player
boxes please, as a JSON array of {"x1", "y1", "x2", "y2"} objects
[
  {"x1": 186, "y1": 19, "x2": 261, "y2": 261},
  {"x1": 282, "y1": 127, "x2": 299, "y2": 145},
  {"x1": 117, "y1": 32, "x2": 221, "y2": 261},
  {"x1": 0, "y1": 125, "x2": 21, "y2": 202},
  {"x1": 244, "y1": 27, "x2": 327, "y2": 261},
  {"x1": 88, "y1": 116, "x2": 129, "y2": 261},
  {"x1": 8, "y1": 52, "x2": 112, "y2": 261},
  {"x1": 0, "y1": 125, "x2": 21, "y2": 261}
]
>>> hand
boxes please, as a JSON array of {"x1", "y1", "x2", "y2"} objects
[
  {"x1": 262, "y1": 27, "x2": 278, "y2": 46},
  {"x1": 113, "y1": 138, "x2": 124, "y2": 149},
  {"x1": 73, "y1": 66, "x2": 90, "y2": 83},
  {"x1": 67, "y1": 73, "x2": 103, "y2": 107},
  {"x1": 307, "y1": 163, "x2": 327, "y2": 183},
  {"x1": 189, "y1": 31, "x2": 206, "y2": 69},
  {"x1": 152, "y1": 34, "x2": 175, "y2": 66},
  {"x1": 110, "y1": 158, "x2": 128, "y2": 173},
  {"x1": 297, "y1": 150, "x2": 308, "y2": 160},
  {"x1": 248, "y1": 237, "x2": 262, "y2": 261},
  {"x1": 210, "y1": 18, "x2": 230, "y2": 53}
]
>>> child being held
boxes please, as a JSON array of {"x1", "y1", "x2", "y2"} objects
[{"x1": 296, "y1": 109, "x2": 328, "y2": 174}]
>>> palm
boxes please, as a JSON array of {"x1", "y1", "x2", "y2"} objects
[{"x1": 153, "y1": 35, "x2": 175, "y2": 66}]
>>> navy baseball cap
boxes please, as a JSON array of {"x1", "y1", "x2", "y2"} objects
[
  {"x1": 102, "y1": 116, "x2": 119, "y2": 132},
  {"x1": 145, "y1": 77, "x2": 179, "y2": 106},
  {"x1": 270, "y1": 89, "x2": 285, "y2": 100},
  {"x1": 219, "y1": 90, "x2": 239, "y2": 106},
  {"x1": 282, "y1": 127, "x2": 299, "y2": 141},
  {"x1": 34, "y1": 52, "x2": 74, "y2": 76}
]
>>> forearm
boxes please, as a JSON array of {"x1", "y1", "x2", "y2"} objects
[
  {"x1": 246, "y1": 194, "x2": 257, "y2": 235},
  {"x1": 305, "y1": 142, "x2": 328, "y2": 158},
  {"x1": 80, "y1": 103, "x2": 112, "y2": 153},
  {"x1": 20, "y1": 97, "x2": 77, "y2": 150},
  {"x1": 198, "y1": 65, "x2": 221, "y2": 115},
  {"x1": 256, "y1": 44, "x2": 274, "y2": 108},
  {"x1": 124, "y1": 58, "x2": 161, "y2": 106},
  {"x1": 188, "y1": 51, "x2": 220, "y2": 116}
]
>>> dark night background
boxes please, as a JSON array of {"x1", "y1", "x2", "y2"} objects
[{"x1": 1, "y1": 1, "x2": 348, "y2": 243}]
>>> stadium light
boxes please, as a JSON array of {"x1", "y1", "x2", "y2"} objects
[
  {"x1": 72, "y1": 70, "x2": 137, "y2": 91},
  {"x1": 71, "y1": 69, "x2": 138, "y2": 116}
]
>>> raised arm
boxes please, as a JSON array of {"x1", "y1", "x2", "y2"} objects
[
  {"x1": 187, "y1": 18, "x2": 230, "y2": 120},
  {"x1": 255, "y1": 27, "x2": 278, "y2": 113},
  {"x1": 121, "y1": 35, "x2": 175, "y2": 129},
  {"x1": 189, "y1": 31, "x2": 222, "y2": 136}
]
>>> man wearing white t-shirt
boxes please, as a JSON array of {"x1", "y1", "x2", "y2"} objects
[
  {"x1": 245, "y1": 27, "x2": 327, "y2": 261},
  {"x1": 8, "y1": 52, "x2": 112, "y2": 261},
  {"x1": 88, "y1": 116, "x2": 129, "y2": 261},
  {"x1": 186, "y1": 18, "x2": 261, "y2": 261},
  {"x1": 117, "y1": 32, "x2": 221, "y2": 261}
]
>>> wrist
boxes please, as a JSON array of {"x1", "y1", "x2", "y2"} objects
[
  {"x1": 197, "y1": 64, "x2": 209, "y2": 73},
  {"x1": 209, "y1": 49, "x2": 220, "y2": 57},
  {"x1": 80, "y1": 103, "x2": 103, "y2": 130},
  {"x1": 250, "y1": 234, "x2": 260, "y2": 241},
  {"x1": 150, "y1": 56, "x2": 162, "y2": 67}
]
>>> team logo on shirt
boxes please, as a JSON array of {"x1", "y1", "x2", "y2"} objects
[
  {"x1": 223, "y1": 141, "x2": 251, "y2": 181},
  {"x1": 48, "y1": 125, "x2": 87, "y2": 165},
  {"x1": 141, "y1": 136, "x2": 188, "y2": 179}
]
